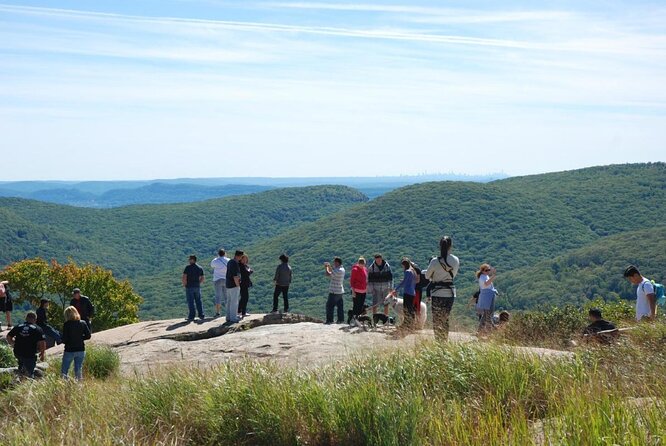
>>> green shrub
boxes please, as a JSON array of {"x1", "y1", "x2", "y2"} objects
[
  {"x1": 53, "y1": 345, "x2": 120, "y2": 380},
  {"x1": 498, "y1": 305, "x2": 586, "y2": 348},
  {"x1": 83, "y1": 345, "x2": 120, "y2": 379},
  {"x1": 0, "y1": 344, "x2": 16, "y2": 368}
]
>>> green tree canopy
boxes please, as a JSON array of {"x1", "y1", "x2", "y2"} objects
[{"x1": 0, "y1": 258, "x2": 142, "y2": 331}]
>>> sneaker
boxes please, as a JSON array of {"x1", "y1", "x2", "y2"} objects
[
  {"x1": 214, "y1": 313, "x2": 221, "y2": 318},
  {"x1": 186, "y1": 318, "x2": 194, "y2": 322},
  {"x1": 270, "y1": 310, "x2": 278, "y2": 314},
  {"x1": 243, "y1": 312, "x2": 251, "y2": 316},
  {"x1": 199, "y1": 316, "x2": 206, "y2": 321}
]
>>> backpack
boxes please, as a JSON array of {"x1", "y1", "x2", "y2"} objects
[{"x1": 649, "y1": 280, "x2": 666, "y2": 306}]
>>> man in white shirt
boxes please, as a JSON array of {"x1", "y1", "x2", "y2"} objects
[
  {"x1": 624, "y1": 265, "x2": 656, "y2": 321},
  {"x1": 210, "y1": 249, "x2": 230, "y2": 318}
]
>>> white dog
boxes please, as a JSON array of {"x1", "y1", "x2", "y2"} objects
[{"x1": 383, "y1": 294, "x2": 427, "y2": 329}]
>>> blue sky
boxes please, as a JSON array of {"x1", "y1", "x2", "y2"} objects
[{"x1": 0, "y1": 0, "x2": 664, "y2": 180}]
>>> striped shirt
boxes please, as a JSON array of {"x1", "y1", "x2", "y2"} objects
[{"x1": 328, "y1": 266, "x2": 345, "y2": 294}]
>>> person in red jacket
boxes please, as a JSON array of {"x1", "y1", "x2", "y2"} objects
[{"x1": 350, "y1": 257, "x2": 368, "y2": 321}]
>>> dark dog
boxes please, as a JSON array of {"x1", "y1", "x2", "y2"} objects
[{"x1": 348, "y1": 306, "x2": 395, "y2": 328}]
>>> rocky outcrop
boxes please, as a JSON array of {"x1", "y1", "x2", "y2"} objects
[{"x1": 45, "y1": 313, "x2": 572, "y2": 375}]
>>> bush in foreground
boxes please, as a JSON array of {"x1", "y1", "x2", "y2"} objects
[
  {"x1": 49, "y1": 345, "x2": 120, "y2": 380},
  {"x1": 0, "y1": 334, "x2": 665, "y2": 445},
  {"x1": 0, "y1": 344, "x2": 16, "y2": 368}
]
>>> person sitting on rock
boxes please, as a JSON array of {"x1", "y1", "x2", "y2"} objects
[
  {"x1": 36, "y1": 298, "x2": 62, "y2": 346},
  {"x1": 6, "y1": 311, "x2": 46, "y2": 378},
  {"x1": 583, "y1": 308, "x2": 618, "y2": 343}
]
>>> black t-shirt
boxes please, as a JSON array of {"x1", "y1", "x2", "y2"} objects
[
  {"x1": 584, "y1": 319, "x2": 617, "y2": 335},
  {"x1": 8, "y1": 323, "x2": 45, "y2": 358},
  {"x1": 183, "y1": 263, "x2": 204, "y2": 288},
  {"x1": 62, "y1": 320, "x2": 92, "y2": 352},
  {"x1": 226, "y1": 259, "x2": 240, "y2": 289}
]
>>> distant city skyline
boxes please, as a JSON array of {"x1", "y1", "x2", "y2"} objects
[{"x1": 0, "y1": 1, "x2": 664, "y2": 181}]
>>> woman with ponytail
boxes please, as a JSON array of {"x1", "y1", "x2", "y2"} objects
[{"x1": 425, "y1": 236, "x2": 460, "y2": 340}]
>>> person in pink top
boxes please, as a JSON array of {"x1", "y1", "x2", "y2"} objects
[{"x1": 350, "y1": 257, "x2": 368, "y2": 321}]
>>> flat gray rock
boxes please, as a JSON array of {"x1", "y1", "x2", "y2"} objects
[{"x1": 46, "y1": 313, "x2": 572, "y2": 375}]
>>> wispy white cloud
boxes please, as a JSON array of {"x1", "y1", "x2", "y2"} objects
[
  {"x1": 263, "y1": 2, "x2": 575, "y2": 24},
  {"x1": 0, "y1": 1, "x2": 664, "y2": 180},
  {"x1": 2, "y1": 2, "x2": 663, "y2": 56}
]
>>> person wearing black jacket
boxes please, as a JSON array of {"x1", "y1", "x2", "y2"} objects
[
  {"x1": 238, "y1": 254, "x2": 254, "y2": 318},
  {"x1": 61, "y1": 306, "x2": 92, "y2": 380},
  {"x1": 70, "y1": 288, "x2": 95, "y2": 330},
  {"x1": 366, "y1": 254, "x2": 393, "y2": 316}
]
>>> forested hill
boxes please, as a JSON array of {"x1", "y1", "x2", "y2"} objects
[
  {"x1": 239, "y1": 163, "x2": 666, "y2": 317},
  {"x1": 0, "y1": 186, "x2": 368, "y2": 281},
  {"x1": 0, "y1": 163, "x2": 664, "y2": 320},
  {"x1": 496, "y1": 225, "x2": 666, "y2": 310}
]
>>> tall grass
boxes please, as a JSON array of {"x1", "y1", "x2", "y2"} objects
[{"x1": 0, "y1": 331, "x2": 665, "y2": 445}]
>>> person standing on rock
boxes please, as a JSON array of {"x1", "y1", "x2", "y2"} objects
[
  {"x1": 61, "y1": 306, "x2": 92, "y2": 381},
  {"x1": 350, "y1": 257, "x2": 368, "y2": 321},
  {"x1": 273, "y1": 254, "x2": 292, "y2": 313},
  {"x1": 6, "y1": 311, "x2": 46, "y2": 378},
  {"x1": 239, "y1": 254, "x2": 254, "y2": 318},
  {"x1": 476, "y1": 263, "x2": 498, "y2": 335},
  {"x1": 425, "y1": 236, "x2": 460, "y2": 341},
  {"x1": 182, "y1": 255, "x2": 205, "y2": 322},
  {"x1": 324, "y1": 257, "x2": 346, "y2": 324},
  {"x1": 70, "y1": 288, "x2": 95, "y2": 331},
  {"x1": 392, "y1": 258, "x2": 418, "y2": 330},
  {"x1": 367, "y1": 254, "x2": 393, "y2": 316},
  {"x1": 225, "y1": 251, "x2": 243, "y2": 323},
  {"x1": 210, "y1": 249, "x2": 230, "y2": 318},
  {"x1": 0, "y1": 280, "x2": 14, "y2": 330}
]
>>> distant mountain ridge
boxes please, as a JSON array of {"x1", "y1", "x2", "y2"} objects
[
  {"x1": 0, "y1": 163, "x2": 663, "y2": 321},
  {"x1": 0, "y1": 173, "x2": 507, "y2": 207}
]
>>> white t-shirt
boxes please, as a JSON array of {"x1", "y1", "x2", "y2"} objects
[
  {"x1": 210, "y1": 256, "x2": 230, "y2": 282},
  {"x1": 479, "y1": 274, "x2": 493, "y2": 290},
  {"x1": 636, "y1": 277, "x2": 655, "y2": 321}
]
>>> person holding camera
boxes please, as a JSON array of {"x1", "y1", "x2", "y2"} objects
[
  {"x1": 476, "y1": 263, "x2": 498, "y2": 335},
  {"x1": 324, "y1": 257, "x2": 345, "y2": 324}
]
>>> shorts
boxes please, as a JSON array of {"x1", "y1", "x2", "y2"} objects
[
  {"x1": 214, "y1": 280, "x2": 227, "y2": 305},
  {"x1": 1, "y1": 299, "x2": 12, "y2": 312},
  {"x1": 368, "y1": 282, "x2": 391, "y2": 307}
]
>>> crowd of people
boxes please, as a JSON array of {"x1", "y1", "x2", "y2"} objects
[
  {"x1": 182, "y1": 237, "x2": 470, "y2": 340},
  {"x1": 179, "y1": 239, "x2": 661, "y2": 342},
  {"x1": 1, "y1": 241, "x2": 660, "y2": 380}
]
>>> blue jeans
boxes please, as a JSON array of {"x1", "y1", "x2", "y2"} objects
[
  {"x1": 61, "y1": 351, "x2": 86, "y2": 380},
  {"x1": 226, "y1": 287, "x2": 240, "y2": 323},
  {"x1": 326, "y1": 293, "x2": 344, "y2": 324},
  {"x1": 41, "y1": 324, "x2": 62, "y2": 344},
  {"x1": 186, "y1": 287, "x2": 205, "y2": 320},
  {"x1": 16, "y1": 356, "x2": 37, "y2": 378}
]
